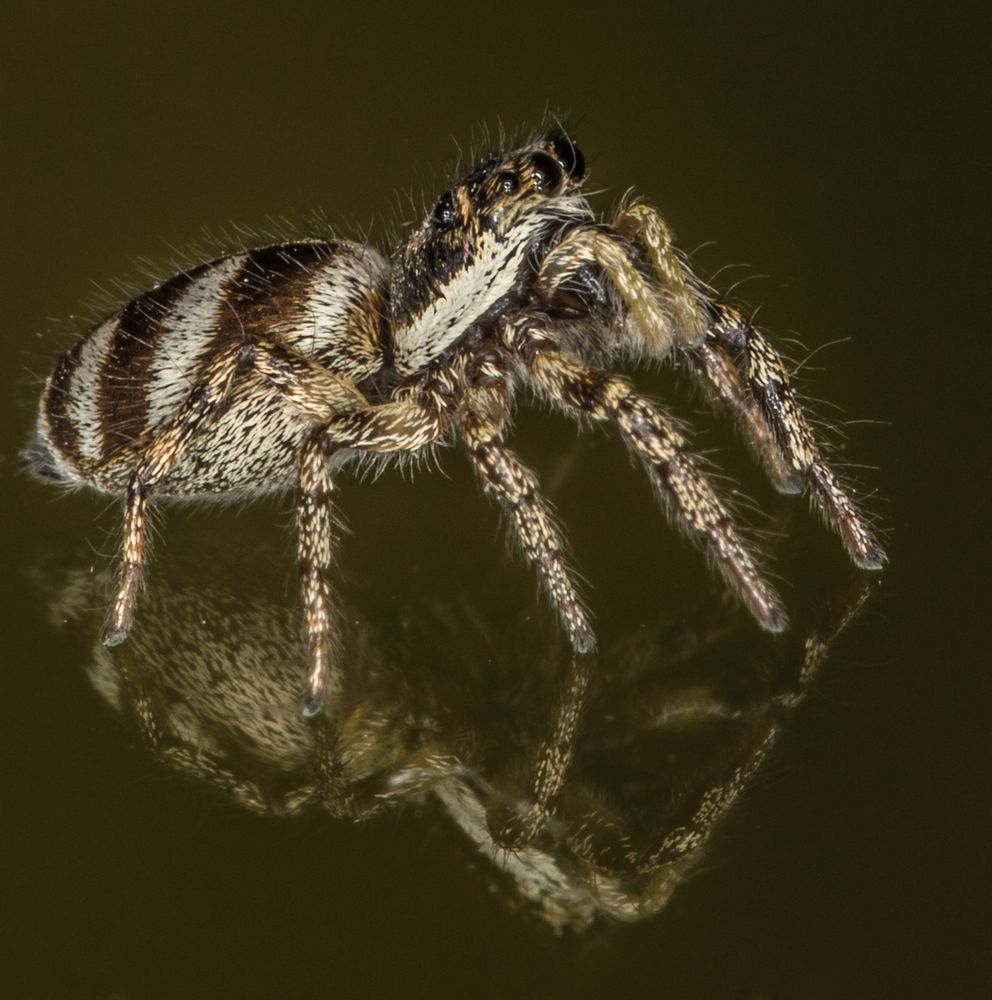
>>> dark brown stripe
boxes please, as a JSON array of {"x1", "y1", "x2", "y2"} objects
[
  {"x1": 207, "y1": 242, "x2": 332, "y2": 357},
  {"x1": 96, "y1": 268, "x2": 203, "y2": 459}
]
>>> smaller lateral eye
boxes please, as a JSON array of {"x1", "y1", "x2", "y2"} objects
[
  {"x1": 497, "y1": 172, "x2": 519, "y2": 195},
  {"x1": 432, "y1": 191, "x2": 457, "y2": 230},
  {"x1": 551, "y1": 134, "x2": 585, "y2": 180},
  {"x1": 530, "y1": 153, "x2": 562, "y2": 193}
]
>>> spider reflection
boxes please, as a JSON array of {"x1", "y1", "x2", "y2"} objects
[{"x1": 43, "y1": 542, "x2": 872, "y2": 932}]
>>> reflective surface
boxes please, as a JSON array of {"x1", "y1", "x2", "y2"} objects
[
  {"x1": 41, "y1": 544, "x2": 874, "y2": 933},
  {"x1": 3, "y1": 3, "x2": 986, "y2": 998}
]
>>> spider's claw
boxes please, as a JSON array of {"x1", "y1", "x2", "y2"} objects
[
  {"x1": 736, "y1": 571, "x2": 788, "y2": 634},
  {"x1": 301, "y1": 691, "x2": 324, "y2": 718},
  {"x1": 102, "y1": 622, "x2": 130, "y2": 647},
  {"x1": 573, "y1": 629, "x2": 597, "y2": 655},
  {"x1": 755, "y1": 595, "x2": 788, "y2": 634},
  {"x1": 856, "y1": 547, "x2": 887, "y2": 572},
  {"x1": 848, "y1": 531, "x2": 887, "y2": 572}
]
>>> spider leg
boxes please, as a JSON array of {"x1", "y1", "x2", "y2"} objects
[
  {"x1": 684, "y1": 340, "x2": 803, "y2": 495},
  {"x1": 296, "y1": 431, "x2": 342, "y2": 718},
  {"x1": 488, "y1": 653, "x2": 592, "y2": 850},
  {"x1": 298, "y1": 398, "x2": 449, "y2": 716},
  {"x1": 458, "y1": 379, "x2": 595, "y2": 656},
  {"x1": 100, "y1": 345, "x2": 250, "y2": 646},
  {"x1": 638, "y1": 578, "x2": 875, "y2": 874},
  {"x1": 705, "y1": 305, "x2": 886, "y2": 569},
  {"x1": 611, "y1": 203, "x2": 884, "y2": 567},
  {"x1": 508, "y1": 328, "x2": 786, "y2": 632},
  {"x1": 99, "y1": 340, "x2": 366, "y2": 648},
  {"x1": 113, "y1": 648, "x2": 290, "y2": 815}
]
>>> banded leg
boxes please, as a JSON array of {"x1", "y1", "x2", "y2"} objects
[
  {"x1": 538, "y1": 215, "x2": 796, "y2": 492},
  {"x1": 521, "y1": 340, "x2": 786, "y2": 633},
  {"x1": 298, "y1": 397, "x2": 449, "y2": 715},
  {"x1": 101, "y1": 340, "x2": 366, "y2": 648},
  {"x1": 685, "y1": 339, "x2": 803, "y2": 494},
  {"x1": 611, "y1": 203, "x2": 801, "y2": 493},
  {"x1": 708, "y1": 306, "x2": 885, "y2": 569},
  {"x1": 458, "y1": 383, "x2": 595, "y2": 656},
  {"x1": 102, "y1": 346, "x2": 250, "y2": 645},
  {"x1": 614, "y1": 203, "x2": 884, "y2": 566}
]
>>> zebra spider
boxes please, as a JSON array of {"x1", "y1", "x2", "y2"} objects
[{"x1": 29, "y1": 130, "x2": 884, "y2": 716}]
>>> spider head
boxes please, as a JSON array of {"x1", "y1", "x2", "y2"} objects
[
  {"x1": 445, "y1": 133, "x2": 587, "y2": 232},
  {"x1": 391, "y1": 134, "x2": 593, "y2": 374}
]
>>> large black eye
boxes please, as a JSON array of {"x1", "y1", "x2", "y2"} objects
[
  {"x1": 432, "y1": 191, "x2": 457, "y2": 230},
  {"x1": 497, "y1": 171, "x2": 519, "y2": 195},
  {"x1": 530, "y1": 153, "x2": 562, "y2": 193},
  {"x1": 551, "y1": 134, "x2": 585, "y2": 180}
]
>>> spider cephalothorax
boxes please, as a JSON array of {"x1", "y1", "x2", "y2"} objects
[
  {"x1": 30, "y1": 128, "x2": 884, "y2": 717},
  {"x1": 390, "y1": 134, "x2": 592, "y2": 375}
]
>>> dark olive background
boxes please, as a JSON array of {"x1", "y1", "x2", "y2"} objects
[{"x1": 2, "y1": 2, "x2": 988, "y2": 998}]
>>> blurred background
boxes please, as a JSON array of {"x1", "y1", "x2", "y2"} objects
[{"x1": 2, "y1": 2, "x2": 987, "y2": 997}]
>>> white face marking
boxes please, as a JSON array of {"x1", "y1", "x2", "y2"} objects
[
  {"x1": 392, "y1": 212, "x2": 554, "y2": 375},
  {"x1": 145, "y1": 254, "x2": 246, "y2": 430}
]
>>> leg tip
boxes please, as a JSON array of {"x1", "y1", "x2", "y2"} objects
[
  {"x1": 301, "y1": 692, "x2": 324, "y2": 718},
  {"x1": 103, "y1": 624, "x2": 130, "y2": 647},
  {"x1": 760, "y1": 606, "x2": 789, "y2": 634},
  {"x1": 743, "y1": 579, "x2": 789, "y2": 635},
  {"x1": 574, "y1": 631, "x2": 597, "y2": 655},
  {"x1": 770, "y1": 469, "x2": 804, "y2": 496},
  {"x1": 855, "y1": 545, "x2": 887, "y2": 572},
  {"x1": 750, "y1": 586, "x2": 788, "y2": 634}
]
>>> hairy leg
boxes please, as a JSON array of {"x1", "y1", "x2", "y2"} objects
[
  {"x1": 458, "y1": 380, "x2": 595, "y2": 656},
  {"x1": 613, "y1": 203, "x2": 884, "y2": 566},
  {"x1": 507, "y1": 326, "x2": 786, "y2": 632},
  {"x1": 99, "y1": 340, "x2": 367, "y2": 648},
  {"x1": 640, "y1": 578, "x2": 875, "y2": 872},
  {"x1": 685, "y1": 339, "x2": 803, "y2": 494},
  {"x1": 707, "y1": 304, "x2": 885, "y2": 569},
  {"x1": 536, "y1": 214, "x2": 796, "y2": 492},
  {"x1": 297, "y1": 432, "x2": 341, "y2": 717},
  {"x1": 101, "y1": 345, "x2": 249, "y2": 645},
  {"x1": 298, "y1": 397, "x2": 449, "y2": 714},
  {"x1": 487, "y1": 653, "x2": 593, "y2": 850}
]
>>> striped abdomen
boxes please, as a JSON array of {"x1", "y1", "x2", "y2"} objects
[{"x1": 34, "y1": 240, "x2": 389, "y2": 496}]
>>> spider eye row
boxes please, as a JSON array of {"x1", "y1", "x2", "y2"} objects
[
  {"x1": 432, "y1": 191, "x2": 458, "y2": 230},
  {"x1": 428, "y1": 139, "x2": 586, "y2": 233},
  {"x1": 550, "y1": 134, "x2": 585, "y2": 181}
]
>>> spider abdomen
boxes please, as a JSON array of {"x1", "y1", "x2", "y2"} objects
[{"x1": 33, "y1": 240, "x2": 389, "y2": 496}]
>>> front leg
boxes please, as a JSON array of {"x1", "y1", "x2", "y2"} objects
[
  {"x1": 614, "y1": 203, "x2": 884, "y2": 568},
  {"x1": 611, "y1": 202, "x2": 804, "y2": 493},
  {"x1": 707, "y1": 304, "x2": 885, "y2": 569},
  {"x1": 546, "y1": 203, "x2": 800, "y2": 494}
]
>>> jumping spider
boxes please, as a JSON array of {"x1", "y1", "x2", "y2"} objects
[{"x1": 29, "y1": 130, "x2": 884, "y2": 716}]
